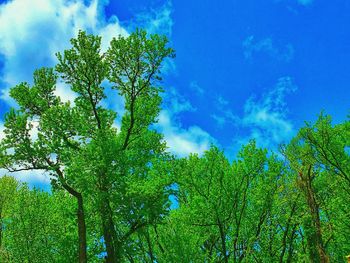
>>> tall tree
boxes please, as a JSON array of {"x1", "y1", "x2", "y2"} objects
[
  {"x1": 0, "y1": 29, "x2": 174, "y2": 262},
  {"x1": 283, "y1": 113, "x2": 350, "y2": 262}
]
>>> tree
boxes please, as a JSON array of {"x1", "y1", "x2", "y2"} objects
[
  {"x1": 283, "y1": 113, "x2": 350, "y2": 262},
  {"x1": 0, "y1": 29, "x2": 174, "y2": 262},
  {"x1": 151, "y1": 142, "x2": 286, "y2": 262}
]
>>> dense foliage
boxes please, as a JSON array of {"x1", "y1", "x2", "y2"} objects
[{"x1": 0, "y1": 30, "x2": 349, "y2": 262}]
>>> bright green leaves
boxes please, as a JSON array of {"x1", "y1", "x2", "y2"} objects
[
  {"x1": 0, "y1": 28, "x2": 175, "y2": 262},
  {"x1": 281, "y1": 114, "x2": 350, "y2": 262},
  {"x1": 56, "y1": 31, "x2": 107, "y2": 101},
  {"x1": 106, "y1": 29, "x2": 174, "y2": 151},
  {"x1": 10, "y1": 68, "x2": 59, "y2": 116},
  {"x1": 299, "y1": 114, "x2": 350, "y2": 185},
  {"x1": 0, "y1": 178, "x2": 78, "y2": 263},
  {"x1": 56, "y1": 31, "x2": 108, "y2": 133},
  {"x1": 1, "y1": 27, "x2": 349, "y2": 262},
  {"x1": 107, "y1": 29, "x2": 175, "y2": 96},
  {"x1": 1, "y1": 109, "x2": 36, "y2": 167}
]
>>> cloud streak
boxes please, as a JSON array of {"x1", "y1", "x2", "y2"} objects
[
  {"x1": 159, "y1": 87, "x2": 215, "y2": 156},
  {"x1": 242, "y1": 36, "x2": 294, "y2": 62},
  {"x1": 240, "y1": 77, "x2": 297, "y2": 148},
  {"x1": 190, "y1": 81, "x2": 204, "y2": 96},
  {"x1": 211, "y1": 77, "x2": 297, "y2": 150},
  {"x1": 157, "y1": 110, "x2": 216, "y2": 157},
  {"x1": 130, "y1": 1, "x2": 173, "y2": 37}
]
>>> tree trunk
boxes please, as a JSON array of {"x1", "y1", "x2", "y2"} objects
[
  {"x1": 54, "y1": 166, "x2": 88, "y2": 263},
  {"x1": 100, "y1": 193, "x2": 119, "y2": 263},
  {"x1": 61, "y1": 182, "x2": 88, "y2": 263},
  {"x1": 77, "y1": 193, "x2": 88, "y2": 263},
  {"x1": 299, "y1": 167, "x2": 329, "y2": 263}
]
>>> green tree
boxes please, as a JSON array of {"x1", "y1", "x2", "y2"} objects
[
  {"x1": 151, "y1": 142, "x2": 286, "y2": 263},
  {"x1": 0, "y1": 29, "x2": 174, "y2": 262},
  {"x1": 283, "y1": 113, "x2": 350, "y2": 262}
]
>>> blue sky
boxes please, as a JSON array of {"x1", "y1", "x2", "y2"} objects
[{"x1": 0, "y1": 0, "x2": 349, "y2": 186}]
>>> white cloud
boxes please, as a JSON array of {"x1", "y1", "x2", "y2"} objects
[
  {"x1": 240, "y1": 77, "x2": 297, "y2": 148},
  {"x1": 211, "y1": 114, "x2": 226, "y2": 127},
  {"x1": 128, "y1": 1, "x2": 175, "y2": 75},
  {"x1": 54, "y1": 81, "x2": 78, "y2": 104},
  {"x1": 126, "y1": 1, "x2": 174, "y2": 72},
  {"x1": 216, "y1": 96, "x2": 229, "y2": 108},
  {"x1": 242, "y1": 36, "x2": 294, "y2": 62},
  {"x1": 211, "y1": 95, "x2": 240, "y2": 128},
  {"x1": 0, "y1": 0, "x2": 128, "y2": 103},
  {"x1": 157, "y1": 110, "x2": 215, "y2": 157},
  {"x1": 0, "y1": 0, "x2": 128, "y2": 187},
  {"x1": 164, "y1": 87, "x2": 196, "y2": 114},
  {"x1": 211, "y1": 111, "x2": 239, "y2": 128},
  {"x1": 0, "y1": 0, "x2": 215, "y2": 181},
  {"x1": 210, "y1": 77, "x2": 296, "y2": 151},
  {"x1": 0, "y1": 0, "x2": 173, "y2": 187},
  {"x1": 158, "y1": 86, "x2": 215, "y2": 157},
  {"x1": 98, "y1": 16, "x2": 129, "y2": 52},
  {"x1": 275, "y1": 0, "x2": 313, "y2": 7},
  {"x1": 131, "y1": 1, "x2": 173, "y2": 36},
  {"x1": 28, "y1": 120, "x2": 39, "y2": 141}
]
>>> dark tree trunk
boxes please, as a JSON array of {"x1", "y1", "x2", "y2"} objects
[
  {"x1": 61, "y1": 182, "x2": 88, "y2": 263},
  {"x1": 77, "y1": 193, "x2": 88, "y2": 263},
  {"x1": 100, "y1": 192, "x2": 119, "y2": 263},
  {"x1": 299, "y1": 167, "x2": 329, "y2": 263}
]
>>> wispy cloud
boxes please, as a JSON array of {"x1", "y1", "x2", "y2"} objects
[
  {"x1": 127, "y1": 1, "x2": 175, "y2": 75},
  {"x1": 131, "y1": 1, "x2": 173, "y2": 37},
  {"x1": 275, "y1": 0, "x2": 314, "y2": 7},
  {"x1": 190, "y1": 81, "x2": 204, "y2": 96},
  {"x1": 164, "y1": 87, "x2": 196, "y2": 114},
  {"x1": 239, "y1": 77, "x2": 297, "y2": 148},
  {"x1": 211, "y1": 95, "x2": 239, "y2": 128},
  {"x1": 157, "y1": 110, "x2": 216, "y2": 157},
  {"x1": 211, "y1": 77, "x2": 297, "y2": 150},
  {"x1": 216, "y1": 96, "x2": 229, "y2": 108},
  {"x1": 242, "y1": 36, "x2": 294, "y2": 62},
  {"x1": 159, "y1": 87, "x2": 215, "y2": 156},
  {"x1": 211, "y1": 111, "x2": 239, "y2": 129}
]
